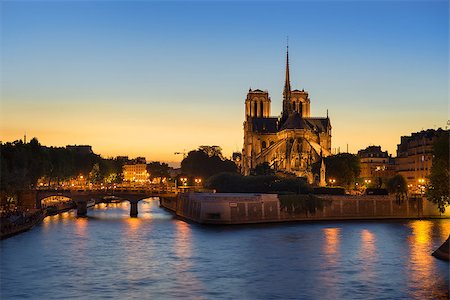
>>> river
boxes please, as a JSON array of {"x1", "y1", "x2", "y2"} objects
[{"x1": 1, "y1": 198, "x2": 449, "y2": 299}]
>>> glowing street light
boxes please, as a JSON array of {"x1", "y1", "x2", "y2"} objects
[{"x1": 418, "y1": 178, "x2": 426, "y2": 194}]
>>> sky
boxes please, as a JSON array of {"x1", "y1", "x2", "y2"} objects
[{"x1": 1, "y1": 0, "x2": 448, "y2": 166}]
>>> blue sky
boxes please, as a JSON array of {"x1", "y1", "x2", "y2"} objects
[{"x1": 1, "y1": 0, "x2": 448, "y2": 164}]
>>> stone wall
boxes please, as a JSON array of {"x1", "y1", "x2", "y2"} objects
[{"x1": 161, "y1": 193, "x2": 449, "y2": 225}]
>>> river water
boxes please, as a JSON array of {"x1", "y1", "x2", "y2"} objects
[{"x1": 1, "y1": 198, "x2": 449, "y2": 299}]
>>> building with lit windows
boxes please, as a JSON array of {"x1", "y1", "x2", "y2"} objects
[
  {"x1": 357, "y1": 146, "x2": 395, "y2": 185},
  {"x1": 396, "y1": 128, "x2": 448, "y2": 187},
  {"x1": 242, "y1": 47, "x2": 331, "y2": 182},
  {"x1": 123, "y1": 164, "x2": 149, "y2": 183}
]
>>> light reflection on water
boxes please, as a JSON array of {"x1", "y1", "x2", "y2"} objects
[
  {"x1": 323, "y1": 227, "x2": 340, "y2": 260},
  {"x1": 1, "y1": 199, "x2": 449, "y2": 300},
  {"x1": 408, "y1": 221, "x2": 448, "y2": 300}
]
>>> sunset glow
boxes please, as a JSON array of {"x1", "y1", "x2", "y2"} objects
[{"x1": 1, "y1": 1, "x2": 447, "y2": 164}]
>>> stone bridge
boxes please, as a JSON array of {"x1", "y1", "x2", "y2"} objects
[{"x1": 35, "y1": 189, "x2": 177, "y2": 217}]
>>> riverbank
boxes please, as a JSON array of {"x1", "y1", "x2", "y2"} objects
[
  {"x1": 0, "y1": 209, "x2": 46, "y2": 240},
  {"x1": 1, "y1": 201, "x2": 77, "y2": 240},
  {"x1": 160, "y1": 193, "x2": 450, "y2": 225}
]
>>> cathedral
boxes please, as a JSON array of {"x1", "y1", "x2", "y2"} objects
[{"x1": 242, "y1": 47, "x2": 331, "y2": 183}]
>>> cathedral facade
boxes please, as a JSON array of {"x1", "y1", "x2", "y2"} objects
[{"x1": 242, "y1": 48, "x2": 332, "y2": 182}]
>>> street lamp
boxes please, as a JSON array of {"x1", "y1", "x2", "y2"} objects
[
  {"x1": 329, "y1": 178, "x2": 336, "y2": 186},
  {"x1": 418, "y1": 178, "x2": 426, "y2": 194}
]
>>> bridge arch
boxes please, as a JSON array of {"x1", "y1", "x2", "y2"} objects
[{"x1": 35, "y1": 189, "x2": 176, "y2": 217}]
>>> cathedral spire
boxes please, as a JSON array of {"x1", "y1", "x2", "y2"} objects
[
  {"x1": 282, "y1": 40, "x2": 292, "y2": 118},
  {"x1": 283, "y1": 40, "x2": 291, "y2": 101}
]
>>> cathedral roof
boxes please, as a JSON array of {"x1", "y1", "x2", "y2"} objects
[
  {"x1": 305, "y1": 118, "x2": 331, "y2": 133},
  {"x1": 279, "y1": 114, "x2": 331, "y2": 132},
  {"x1": 251, "y1": 118, "x2": 278, "y2": 133},
  {"x1": 280, "y1": 112, "x2": 308, "y2": 130}
]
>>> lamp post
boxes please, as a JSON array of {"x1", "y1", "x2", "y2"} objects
[{"x1": 418, "y1": 178, "x2": 426, "y2": 194}]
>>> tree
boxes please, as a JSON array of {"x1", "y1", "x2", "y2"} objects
[
  {"x1": 252, "y1": 162, "x2": 275, "y2": 176},
  {"x1": 313, "y1": 153, "x2": 360, "y2": 189},
  {"x1": 181, "y1": 147, "x2": 237, "y2": 179},
  {"x1": 198, "y1": 145, "x2": 224, "y2": 159},
  {"x1": 205, "y1": 172, "x2": 312, "y2": 194},
  {"x1": 387, "y1": 174, "x2": 408, "y2": 203},
  {"x1": 89, "y1": 163, "x2": 102, "y2": 184},
  {"x1": 426, "y1": 133, "x2": 449, "y2": 213},
  {"x1": 147, "y1": 162, "x2": 170, "y2": 181}
]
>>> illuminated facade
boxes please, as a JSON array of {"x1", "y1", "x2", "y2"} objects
[
  {"x1": 242, "y1": 47, "x2": 332, "y2": 182},
  {"x1": 123, "y1": 164, "x2": 149, "y2": 183},
  {"x1": 396, "y1": 128, "x2": 448, "y2": 186},
  {"x1": 357, "y1": 146, "x2": 395, "y2": 184}
]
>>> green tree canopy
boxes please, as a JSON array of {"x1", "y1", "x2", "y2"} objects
[
  {"x1": 312, "y1": 153, "x2": 360, "y2": 188},
  {"x1": 198, "y1": 145, "x2": 224, "y2": 159},
  {"x1": 252, "y1": 162, "x2": 275, "y2": 176},
  {"x1": 181, "y1": 146, "x2": 237, "y2": 179},
  {"x1": 1, "y1": 138, "x2": 123, "y2": 195},
  {"x1": 387, "y1": 174, "x2": 408, "y2": 202},
  {"x1": 205, "y1": 172, "x2": 312, "y2": 194},
  {"x1": 147, "y1": 162, "x2": 170, "y2": 180},
  {"x1": 426, "y1": 133, "x2": 449, "y2": 213}
]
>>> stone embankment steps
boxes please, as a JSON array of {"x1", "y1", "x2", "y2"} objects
[{"x1": 432, "y1": 235, "x2": 449, "y2": 261}]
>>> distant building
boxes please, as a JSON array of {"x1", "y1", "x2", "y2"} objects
[
  {"x1": 123, "y1": 164, "x2": 149, "y2": 183},
  {"x1": 396, "y1": 128, "x2": 449, "y2": 186},
  {"x1": 242, "y1": 46, "x2": 331, "y2": 182},
  {"x1": 66, "y1": 145, "x2": 93, "y2": 155},
  {"x1": 357, "y1": 146, "x2": 395, "y2": 185}
]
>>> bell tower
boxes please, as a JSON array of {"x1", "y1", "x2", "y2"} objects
[{"x1": 245, "y1": 89, "x2": 271, "y2": 118}]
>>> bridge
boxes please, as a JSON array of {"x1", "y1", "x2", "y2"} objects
[{"x1": 35, "y1": 188, "x2": 178, "y2": 217}]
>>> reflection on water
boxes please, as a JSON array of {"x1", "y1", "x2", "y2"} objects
[
  {"x1": 125, "y1": 217, "x2": 141, "y2": 234},
  {"x1": 174, "y1": 221, "x2": 192, "y2": 259},
  {"x1": 408, "y1": 220, "x2": 448, "y2": 300},
  {"x1": 1, "y1": 201, "x2": 449, "y2": 300},
  {"x1": 323, "y1": 227, "x2": 340, "y2": 264},
  {"x1": 360, "y1": 229, "x2": 376, "y2": 256},
  {"x1": 173, "y1": 220, "x2": 204, "y2": 296},
  {"x1": 74, "y1": 217, "x2": 88, "y2": 237},
  {"x1": 358, "y1": 229, "x2": 377, "y2": 286}
]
